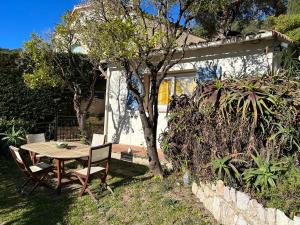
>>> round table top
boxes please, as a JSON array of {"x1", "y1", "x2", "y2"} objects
[{"x1": 21, "y1": 141, "x2": 90, "y2": 159}]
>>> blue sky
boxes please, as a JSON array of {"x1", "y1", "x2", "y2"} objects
[{"x1": 0, "y1": 1, "x2": 82, "y2": 49}]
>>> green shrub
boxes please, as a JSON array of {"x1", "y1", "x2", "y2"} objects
[
  {"x1": 0, "y1": 118, "x2": 29, "y2": 155},
  {"x1": 268, "y1": 13, "x2": 300, "y2": 42},
  {"x1": 212, "y1": 156, "x2": 244, "y2": 185},
  {"x1": 0, "y1": 48, "x2": 72, "y2": 123},
  {"x1": 256, "y1": 161, "x2": 300, "y2": 217},
  {"x1": 243, "y1": 153, "x2": 288, "y2": 191},
  {"x1": 160, "y1": 75, "x2": 300, "y2": 179},
  {"x1": 0, "y1": 125, "x2": 26, "y2": 147}
]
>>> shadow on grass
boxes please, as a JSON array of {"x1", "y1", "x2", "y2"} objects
[
  {"x1": 0, "y1": 155, "x2": 75, "y2": 225},
  {"x1": 89, "y1": 158, "x2": 151, "y2": 199},
  {"x1": 0, "y1": 157, "x2": 150, "y2": 225}
]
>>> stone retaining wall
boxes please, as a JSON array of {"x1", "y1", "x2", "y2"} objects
[{"x1": 192, "y1": 181, "x2": 300, "y2": 225}]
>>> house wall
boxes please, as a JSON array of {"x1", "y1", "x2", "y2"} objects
[{"x1": 106, "y1": 39, "x2": 280, "y2": 147}]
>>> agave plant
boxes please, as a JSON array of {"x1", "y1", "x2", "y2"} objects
[
  {"x1": 243, "y1": 153, "x2": 287, "y2": 191},
  {"x1": 269, "y1": 122, "x2": 300, "y2": 152},
  {"x1": 220, "y1": 79, "x2": 278, "y2": 127},
  {"x1": 212, "y1": 155, "x2": 244, "y2": 183},
  {"x1": 0, "y1": 125, "x2": 26, "y2": 146}
]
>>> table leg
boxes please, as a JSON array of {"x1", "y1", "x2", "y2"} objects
[{"x1": 56, "y1": 159, "x2": 62, "y2": 194}]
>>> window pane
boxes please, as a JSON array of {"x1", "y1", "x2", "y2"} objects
[
  {"x1": 175, "y1": 77, "x2": 196, "y2": 96},
  {"x1": 158, "y1": 79, "x2": 172, "y2": 105}
]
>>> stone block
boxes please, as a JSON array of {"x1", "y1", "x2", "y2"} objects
[
  {"x1": 196, "y1": 189, "x2": 205, "y2": 202},
  {"x1": 204, "y1": 197, "x2": 213, "y2": 213},
  {"x1": 216, "y1": 180, "x2": 225, "y2": 196},
  {"x1": 236, "y1": 191, "x2": 250, "y2": 211},
  {"x1": 276, "y1": 209, "x2": 291, "y2": 225},
  {"x1": 222, "y1": 205, "x2": 236, "y2": 225},
  {"x1": 212, "y1": 197, "x2": 221, "y2": 221},
  {"x1": 248, "y1": 199, "x2": 258, "y2": 218},
  {"x1": 203, "y1": 184, "x2": 215, "y2": 197},
  {"x1": 256, "y1": 203, "x2": 266, "y2": 225},
  {"x1": 235, "y1": 215, "x2": 248, "y2": 225},
  {"x1": 230, "y1": 187, "x2": 237, "y2": 205},
  {"x1": 266, "y1": 208, "x2": 276, "y2": 225},
  {"x1": 211, "y1": 183, "x2": 217, "y2": 191},
  {"x1": 192, "y1": 182, "x2": 198, "y2": 195},
  {"x1": 294, "y1": 216, "x2": 300, "y2": 225},
  {"x1": 199, "y1": 181, "x2": 204, "y2": 189},
  {"x1": 224, "y1": 186, "x2": 231, "y2": 202}
]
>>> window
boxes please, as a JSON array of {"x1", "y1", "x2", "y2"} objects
[
  {"x1": 158, "y1": 74, "x2": 196, "y2": 109},
  {"x1": 175, "y1": 77, "x2": 196, "y2": 96},
  {"x1": 158, "y1": 79, "x2": 173, "y2": 106}
]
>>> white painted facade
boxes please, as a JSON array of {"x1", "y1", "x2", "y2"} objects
[{"x1": 104, "y1": 32, "x2": 292, "y2": 147}]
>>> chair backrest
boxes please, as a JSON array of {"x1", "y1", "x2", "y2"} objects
[
  {"x1": 9, "y1": 146, "x2": 30, "y2": 174},
  {"x1": 26, "y1": 133, "x2": 46, "y2": 143},
  {"x1": 90, "y1": 143, "x2": 112, "y2": 163},
  {"x1": 91, "y1": 134, "x2": 106, "y2": 147}
]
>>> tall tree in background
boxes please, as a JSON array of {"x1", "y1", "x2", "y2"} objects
[
  {"x1": 80, "y1": 0, "x2": 199, "y2": 175},
  {"x1": 22, "y1": 13, "x2": 99, "y2": 135},
  {"x1": 268, "y1": 0, "x2": 300, "y2": 43},
  {"x1": 194, "y1": 0, "x2": 287, "y2": 39},
  {"x1": 288, "y1": 0, "x2": 300, "y2": 15}
]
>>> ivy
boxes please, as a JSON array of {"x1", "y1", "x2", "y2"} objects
[{"x1": 0, "y1": 48, "x2": 72, "y2": 124}]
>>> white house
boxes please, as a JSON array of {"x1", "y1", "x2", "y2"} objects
[
  {"x1": 103, "y1": 31, "x2": 292, "y2": 147},
  {"x1": 72, "y1": 4, "x2": 293, "y2": 148}
]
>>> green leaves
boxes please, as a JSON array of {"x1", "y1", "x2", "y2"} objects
[
  {"x1": 0, "y1": 125, "x2": 26, "y2": 147},
  {"x1": 212, "y1": 155, "x2": 244, "y2": 183},
  {"x1": 269, "y1": 13, "x2": 300, "y2": 42},
  {"x1": 22, "y1": 33, "x2": 62, "y2": 89},
  {"x1": 243, "y1": 153, "x2": 288, "y2": 191}
]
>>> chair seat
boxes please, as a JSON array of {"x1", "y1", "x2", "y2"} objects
[
  {"x1": 30, "y1": 162, "x2": 52, "y2": 173},
  {"x1": 75, "y1": 166, "x2": 105, "y2": 176}
]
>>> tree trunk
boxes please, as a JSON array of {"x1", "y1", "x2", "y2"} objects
[
  {"x1": 76, "y1": 111, "x2": 87, "y2": 135},
  {"x1": 140, "y1": 115, "x2": 164, "y2": 176},
  {"x1": 73, "y1": 91, "x2": 87, "y2": 136}
]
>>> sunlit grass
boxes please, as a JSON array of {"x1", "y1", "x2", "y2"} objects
[{"x1": 0, "y1": 156, "x2": 216, "y2": 225}]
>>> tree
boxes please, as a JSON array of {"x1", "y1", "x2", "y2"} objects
[
  {"x1": 268, "y1": 13, "x2": 300, "y2": 43},
  {"x1": 268, "y1": 0, "x2": 300, "y2": 44},
  {"x1": 22, "y1": 12, "x2": 100, "y2": 136},
  {"x1": 288, "y1": 0, "x2": 300, "y2": 15},
  {"x1": 79, "y1": 0, "x2": 199, "y2": 175},
  {"x1": 194, "y1": 0, "x2": 287, "y2": 39}
]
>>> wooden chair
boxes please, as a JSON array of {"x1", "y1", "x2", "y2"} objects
[
  {"x1": 9, "y1": 146, "x2": 53, "y2": 195},
  {"x1": 91, "y1": 134, "x2": 106, "y2": 147},
  {"x1": 26, "y1": 133, "x2": 47, "y2": 164},
  {"x1": 77, "y1": 134, "x2": 107, "y2": 166},
  {"x1": 73, "y1": 143, "x2": 113, "y2": 201}
]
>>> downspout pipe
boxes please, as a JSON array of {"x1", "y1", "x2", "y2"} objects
[{"x1": 99, "y1": 65, "x2": 110, "y2": 140}]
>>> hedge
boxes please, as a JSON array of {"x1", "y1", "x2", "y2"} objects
[{"x1": 0, "y1": 48, "x2": 72, "y2": 123}]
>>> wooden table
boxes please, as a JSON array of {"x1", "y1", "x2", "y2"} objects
[{"x1": 21, "y1": 141, "x2": 90, "y2": 193}]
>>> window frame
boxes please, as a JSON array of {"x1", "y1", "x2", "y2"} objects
[{"x1": 157, "y1": 72, "x2": 197, "y2": 112}]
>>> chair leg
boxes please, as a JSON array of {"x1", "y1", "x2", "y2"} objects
[
  {"x1": 20, "y1": 178, "x2": 31, "y2": 188},
  {"x1": 27, "y1": 182, "x2": 39, "y2": 195},
  {"x1": 77, "y1": 176, "x2": 88, "y2": 197},
  {"x1": 36, "y1": 175, "x2": 53, "y2": 190},
  {"x1": 77, "y1": 176, "x2": 97, "y2": 202},
  {"x1": 17, "y1": 178, "x2": 31, "y2": 193},
  {"x1": 100, "y1": 182, "x2": 114, "y2": 195}
]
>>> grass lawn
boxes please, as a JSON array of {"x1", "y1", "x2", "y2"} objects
[{"x1": 0, "y1": 156, "x2": 217, "y2": 225}]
